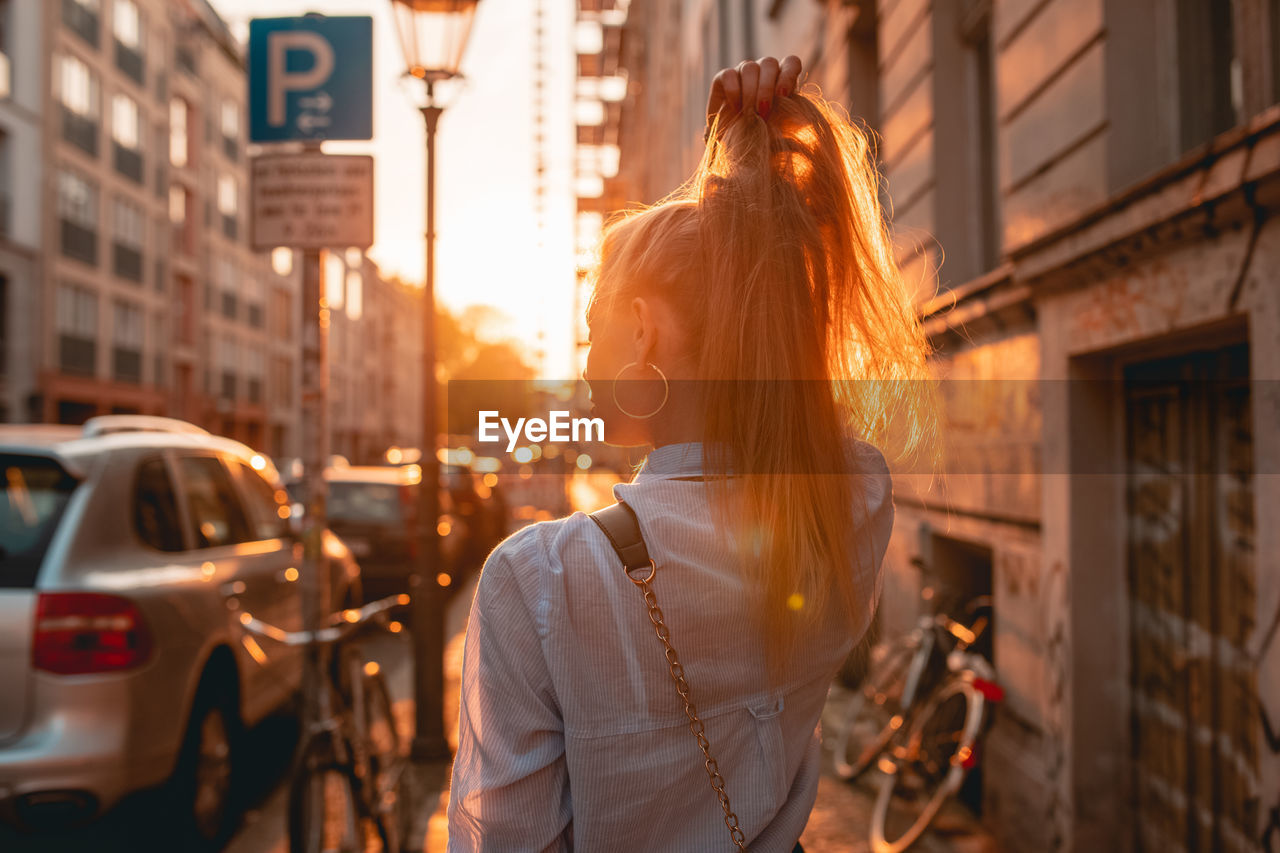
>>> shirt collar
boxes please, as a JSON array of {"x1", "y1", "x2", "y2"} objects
[{"x1": 633, "y1": 442, "x2": 705, "y2": 482}]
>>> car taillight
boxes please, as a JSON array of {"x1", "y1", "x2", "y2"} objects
[{"x1": 33, "y1": 593, "x2": 152, "y2": 675}]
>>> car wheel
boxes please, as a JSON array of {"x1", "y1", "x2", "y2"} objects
[{"x1": 171, "y1": 681, "x2": 239, "y2": 850}]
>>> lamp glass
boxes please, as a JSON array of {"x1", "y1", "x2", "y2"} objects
[{"x1": 390, "y1": 0, "x2": 480, "y2": 83}]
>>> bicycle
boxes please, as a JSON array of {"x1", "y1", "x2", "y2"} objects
[
  {"x1": 868, "y1": 640, "x2": 1001, "y2": 852},
  {"x1": 826, "y1": 590, "x2": 1000, "y2": 852},
  {"x1": 241, "y1": 594, "x2": 412, "y2": 853},
  {"x1": 830, "y1": 590, "x2": 991, "y2": 783}
]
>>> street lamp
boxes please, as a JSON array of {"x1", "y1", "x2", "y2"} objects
[{"x1": 390, "y1": 0, "x2": 480, "y2": 763}]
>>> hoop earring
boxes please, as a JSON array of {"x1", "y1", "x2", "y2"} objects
[{"x1": 612, "y1": 361, "x2": 669, "y2": 420}]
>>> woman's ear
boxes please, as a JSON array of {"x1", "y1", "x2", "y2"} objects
[{"x1": 630, "y1": 296, "x2": 658, "y2": 364}]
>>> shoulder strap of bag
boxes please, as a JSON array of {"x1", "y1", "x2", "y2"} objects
[
  {"x1": 587, "y1": 500, "x2": 749, "y2": 851},
  {"x1": 588, "y1": 500, "x2": 651, "y2": 571}
]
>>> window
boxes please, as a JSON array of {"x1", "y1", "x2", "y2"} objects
[
  {"x1": 58, "y1": 169, "x2": 98, "y2": 264},
  {"x1": 111, "y1": 93, "x2": 143, "y2": 183},
  {"x1": 62, "y1": 0, "x2": 100, "y2": 48},
  {"x1": 0, "y1": 454, "x2": 79, "y2": 588},
  {"x1": 111, "y1": 195, "x2": 143, "y2": 282},
  {"x1": 58, "y1": 170, "x2": 97, "y2": 227},
  {"x1": 134, "y1": 457, "x2": 183, "y2": 551},
  {"x1": 112, "y1": 0, "x2": 143, "y2": 83},
  {"x1": 169, "y1": 97, "x2": 188, "y2": 167},
  {"x1": 217, "y1": 257, "x2": 236, "y2": 318},
  {"x1": 57, "y1": 55, "x2": 98, "y2": 117},
  {"x1": 271, "y1": 247, "x2": 293, "y2": 276},
  {"x1": 111, "y1": 93, "x2": 139, "y2": 149},
  {"x1": 246, "y1": 345, "x2": 264, "y2": 404},
  {"x1": 112, "y1": 0, "x2": 140, "y2": 49},
  {"x1": 151, "y1": 311, "x2": 165, "y2": 385},
  {"x1": 1176, "y1": 0, "x2": 1240, "y2": 152},
  {"x1": 112, "y1": 299, "x2": 142, "y2": 382},
  {"x1": 929, "y1": 1, "x2": 1000, "y2": 285},
  {"x1": 220, "y1": 98, "x2": 238, "y2": 139},
  {"x1": 56, "y1": 282, "x2": 97, "y2": 374},
  {"x1": 112, "y1": 196, "x2": 142, "y2": 246},
  {"x1": 234, "y1": 461, "x2": 289, "y2": 540},
  {"x1": 177, "y1": 455, "x2": 252, "y2": 549},
  {"x1": 218, "y1": 174, "x2": 236, "y2": 213},
  {"x1": 217, "y1": 172, "x2": 237, "y2": 240},
  {"x1": 57, "y1": 54, "x2": 100, "y2": 155},
  {"x1": 218, "y1": 333, "x2": 236, "y2": 398},
  {"x1": 220, "y1": 99, "x2": 239, "y2": 160}
]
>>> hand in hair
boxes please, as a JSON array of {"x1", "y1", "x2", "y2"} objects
[{"x1": 705, "y1": 55, "x2": 802, "y2": 141}]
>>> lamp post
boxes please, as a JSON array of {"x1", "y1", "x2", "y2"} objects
[{"x1": 390, "y1": 0, "x2": 481, "y2": 762}]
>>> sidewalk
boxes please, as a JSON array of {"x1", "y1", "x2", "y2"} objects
[{"x1": 226, "y1": 573, "x2": 991, "y2": 853}]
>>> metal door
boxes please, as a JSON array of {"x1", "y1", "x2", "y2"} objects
[{"x1": 1126, "y1": 342, "x2": 1258, "y2": 852}]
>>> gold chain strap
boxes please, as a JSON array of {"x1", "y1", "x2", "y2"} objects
[{"x1": 626, "y1": 560, "x2": 748, "y2": 851}]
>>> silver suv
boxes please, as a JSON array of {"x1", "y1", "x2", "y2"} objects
[{"x1": 0, "y1": 417, "x2": 361, "y2": 849}]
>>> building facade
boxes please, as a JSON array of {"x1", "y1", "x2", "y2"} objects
[
  {"x1": 0, "y1": 0, "x2": 302, "y2": 458},
  {"x1": 325, "y1": 249, "x2": 424, "y2": 465},
  {"x1": 593, "y1": 1, "x2": 1280, "y2": 850}
]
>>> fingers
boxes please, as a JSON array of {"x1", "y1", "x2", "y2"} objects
[
  {"x1": 737, "y1": 59, "x2": 761, "y2": 119},
  {"x1": 778, "y1": 55, "x2": 802, "y2": 97},
  {"x1": 755, "y1": 57, "x2": 780, "y2": 119},
  {"x1": 706, "y1": 68, "x2": 743, "y2": 126},
  {"x1": 705, "y1": 55, "x2": 804, "y2": 141}
]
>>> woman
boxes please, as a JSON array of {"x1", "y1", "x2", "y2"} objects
[{"x1": 448, "y1": 56, "x2": 934, "y2": 852}]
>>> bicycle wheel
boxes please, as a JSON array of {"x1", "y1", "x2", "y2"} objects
[
  {"x1": 869, "y1": 676, "x2": 987, "y2": 853},
  {"x1": 361, "y1": 669, "x2": 410, "y2": 853},
  {"x1": 288, "y1": 739, "x2": 366, "y2": 853},
  {"x1": 831, "y1": 637, "x2": 920, "y2": 781}
]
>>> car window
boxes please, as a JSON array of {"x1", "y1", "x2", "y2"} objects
[
  {"x1": 0, "y1": 454, "x2": 78, "y2": 588},
  {"x1": 327, "y1": 481, "x2": 406, "y2": 525},
  {"x1": 234, "y1": 461, "x2": 290, "y2": 541},
  {"x1": 177, "y1": 455, "x2": 253, "y2": 549},
  {"x1": 134, "y1": 456, "x2": 184, "y2": 552}
]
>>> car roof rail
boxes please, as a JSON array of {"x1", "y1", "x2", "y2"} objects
[{"x1": 82, "y1": 415, "x2": 210, "y2": 438}]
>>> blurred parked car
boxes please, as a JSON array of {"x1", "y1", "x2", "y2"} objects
[
  {"x1": 322, "y1": 465, "x2": 434, "y2": 602},
  {"x1": 0, "y1": 416, "x2": 361, "y2": 849}
]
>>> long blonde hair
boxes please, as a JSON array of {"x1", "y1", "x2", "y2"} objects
[{"x1": 591, "y1": 89, "x2": 935, "y2": 678}]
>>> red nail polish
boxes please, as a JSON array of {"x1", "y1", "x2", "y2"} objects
[
  {"x1": 760, "y1": 100, "x2": 771, "y2": 119},
  {"x1": 777, "y1": 85, "x2": 788, "y2": 98}
]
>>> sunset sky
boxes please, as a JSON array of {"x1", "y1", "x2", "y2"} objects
[{"x1": 212, "y1": 0, "x2": 580, "y2": 377}]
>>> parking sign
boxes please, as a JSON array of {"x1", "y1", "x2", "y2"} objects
[{"x1": 248, "y1": 16, "x2": 373, "y2": 143}]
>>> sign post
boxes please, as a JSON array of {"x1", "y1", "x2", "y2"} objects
[{"x1": 248, "y1": 15, "x2": 373, "y2": 736}]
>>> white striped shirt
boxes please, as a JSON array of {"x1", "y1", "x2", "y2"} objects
[{"x1": 447, "y1": 439, "x2": 893, "y2": 852}]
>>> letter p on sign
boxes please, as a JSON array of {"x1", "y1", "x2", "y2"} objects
[
  {"x1": 248, "y1": 17, "x2": 373, "y2": 143},
  {"x1": 267, "y1": 31, "x2": 334, "y2": 127}
]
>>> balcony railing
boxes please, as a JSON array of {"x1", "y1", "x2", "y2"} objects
[
  {"x1": 60, "y1": 219, "x2": 97, "y2": 266},
  {"x1": 114, "y1": 40, "x2": 144, "y2": 85},
  {"x1": 113, "y1": 142, "x2": 144, "y2": 184},
  {"x1": 61, "y1": 107, "x2": 99, "y2": 157},
  {"x1": 62, "y1": 0, "x2": 99, "y2": 48},
  {"x1": 113, "y1": 347, "x2": 142, "y2": 384},
  {"x1": 112, "y1": 241, "x2": 143, "y2": 282},
  {"x1": 59, "y1": 334, "x2": 96, "y2": 376}
]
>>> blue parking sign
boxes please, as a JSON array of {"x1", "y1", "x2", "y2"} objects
[{"x1": 248, "y1": 16, "x2": 373, "y2": 143}]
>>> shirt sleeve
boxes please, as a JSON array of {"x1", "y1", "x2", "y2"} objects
[{"x1": 447, "y1": 544, "x2": 571, "y2": 852}]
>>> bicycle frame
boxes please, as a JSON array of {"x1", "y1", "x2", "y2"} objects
[{"x1": 240, "y1": 595, "x2": 409, "y2": 853}]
